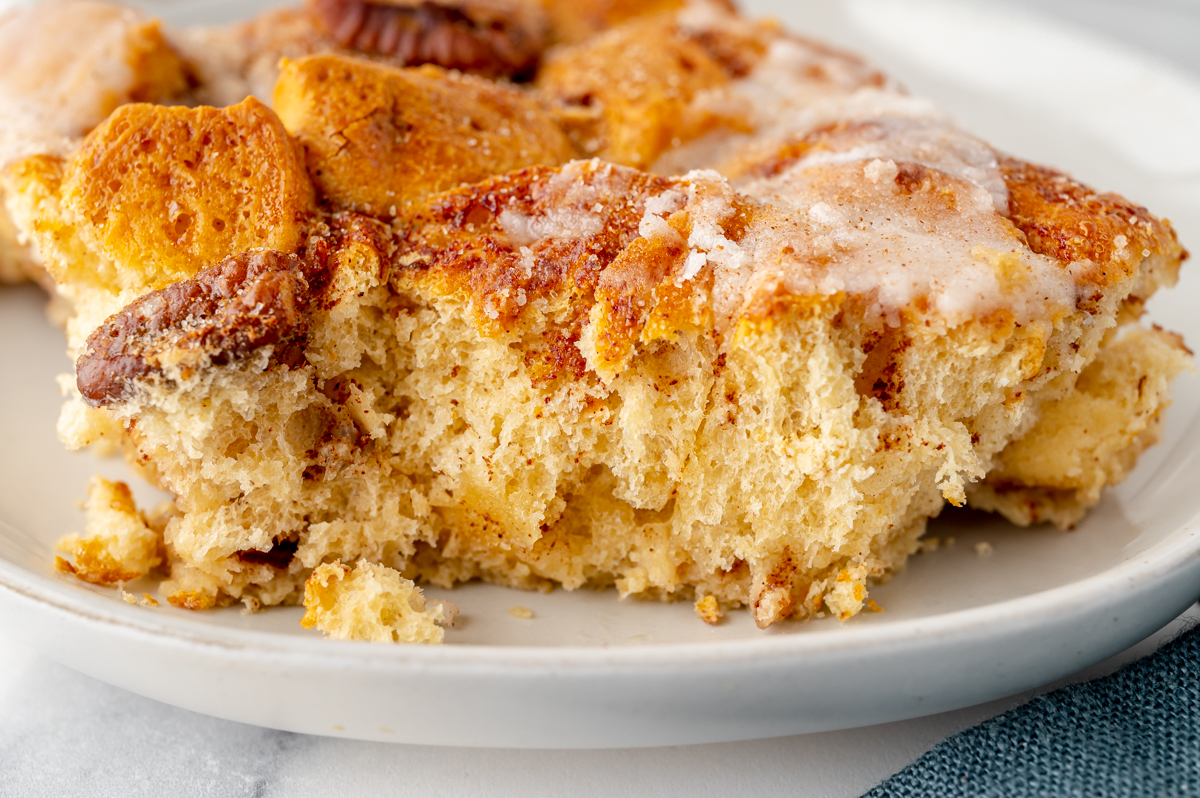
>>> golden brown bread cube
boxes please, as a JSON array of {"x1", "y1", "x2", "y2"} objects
[
  {"x1": 538, "y1": 0, "x2": 690, "y2": 44},
  {"x1": 5, "y1": 96, "x2": 316, "y2": 353},
  {"x1": 56, "y1": 97, "x2": 314, "y2": 294},
  {"x1": 536, "y1": 12, "x2": 737, "y2": 168},
  {"x1": 274, "y1": 54, "x2": 575, "y2": 213}
]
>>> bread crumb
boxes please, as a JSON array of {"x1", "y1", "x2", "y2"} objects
[
  {"x1": 694, "y1": 594, "x2": 723, "y2": 625},
  {"x1": 508, "y1": 605, "x2": 534, "y2": 619},
  {"x1": 865, "y1": 598, "x2": 884, "y2": 613},
  {"x1": 301, "y1": 560, "x2": 445, "y2": 643},
  {"x1": 55, "y1": 477, "x2": 162, "y2": 586},
  {"x1": 120, "y1": 589, "x2": 160, "y2": 607},
  {"x1": 166, "y1": 590, "x2": 217, "y2": 610},
  {"x1": 428, "y1": 599, "x2": 460, "y2": 627},
  {"x1": 918, "y1": 536, "x2": 941, "y2": 553},
  {"x1": 825, "y1": 566, "x2": 868, "y2": 621},
  {"x1": 975, "y1": 541, "x2": 994, "y2": 556}
]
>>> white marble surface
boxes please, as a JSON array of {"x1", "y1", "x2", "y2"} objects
[{"x1": 3, "y1": 0, "x2": 1200, "y2": 795}]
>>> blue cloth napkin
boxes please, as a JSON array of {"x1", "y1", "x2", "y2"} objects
[{"x1": 865, "y1": 618, "x2": 1200, "y2": 797}]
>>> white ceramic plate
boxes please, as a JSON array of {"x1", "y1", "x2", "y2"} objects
[{"x1": 2, "y1": 0, "x2": 1199, "y2": 748}]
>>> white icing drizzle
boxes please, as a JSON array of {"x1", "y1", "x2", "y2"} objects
[
  {"x1": 680, "y1": 169, "x2": 751, "y2": 277},
  {"x1": 728, "y1": 158, "x2": 1072, "y2": 328},
  {"x1": 444, "y1": 7, "x2": 1078, "y2": 335},
  {"x1": 767, "y1": 112, "x2": 1009, "y2": 214},
  {"x1": 507, "y1": 155, "x2": 1073, "y2": 332},
  {"x1": 642, "y1": 10, "x2": 1078, "y2": 330},
  {"x1": 498, "y1": 160, "x2": 611, "y2": 245}
]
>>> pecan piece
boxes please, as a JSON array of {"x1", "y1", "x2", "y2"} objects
[
  {"x1": 306, "y1": 0, "x2": 546, "y2": 78},
  {"x1": 77, "y1": 243, "x2": 332, "y2": 407},
  {"x1": 236, "y1": 537, "x2": 301, "y2": 569}
]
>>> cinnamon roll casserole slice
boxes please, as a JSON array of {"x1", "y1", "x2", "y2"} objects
[{"x1": 3, "y1": 0, "x2": 1190, "y2": 642}]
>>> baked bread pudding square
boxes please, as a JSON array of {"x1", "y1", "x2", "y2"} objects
[{"x1": 2, "y1": 0, "x2": 1191, "y2": 642}]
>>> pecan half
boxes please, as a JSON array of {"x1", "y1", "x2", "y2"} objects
[
  {"x1": 306, "y1": 0, "x2": 546, "y2": 78},
  {"x1": 77, "y1": 243, "x2": 332, "y2": 407}
]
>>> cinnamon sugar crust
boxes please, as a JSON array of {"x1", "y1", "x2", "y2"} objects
[
  {"x1": 999, "y1": 157, "x2": 1185, "y2": 321},
  {"x1": 1000, "y1": 157, "x2": 1184, "y2": 277},
  {"x1": 395, "y1": 161, "x2": 678, "y2": 324}
]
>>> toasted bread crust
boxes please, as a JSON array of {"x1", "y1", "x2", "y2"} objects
[
  {"x1": 58, "y1": 97, "x2": 315, "y2": 294},
  {"x1": 275, "y1": 55, "x2": 575, "y2": 213},
  {"x1": 539, "y1": 0, "x2": 691, "y2": 45},
  {"x1": 536, "y1": 9, "x2": 886, "y2": 171},
  {"x1": 536, "y1": 13, "x2": 735, "y2": 168},
  {"x1": 396, "y1": 162, "x2": 675, "y2": 321},
  {"x1": 1000, "y1": 157, "x2": 1184, "y2": 287},
  {"x1": 122, "y1": 18, "x2": 193, "y2": 104}
]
